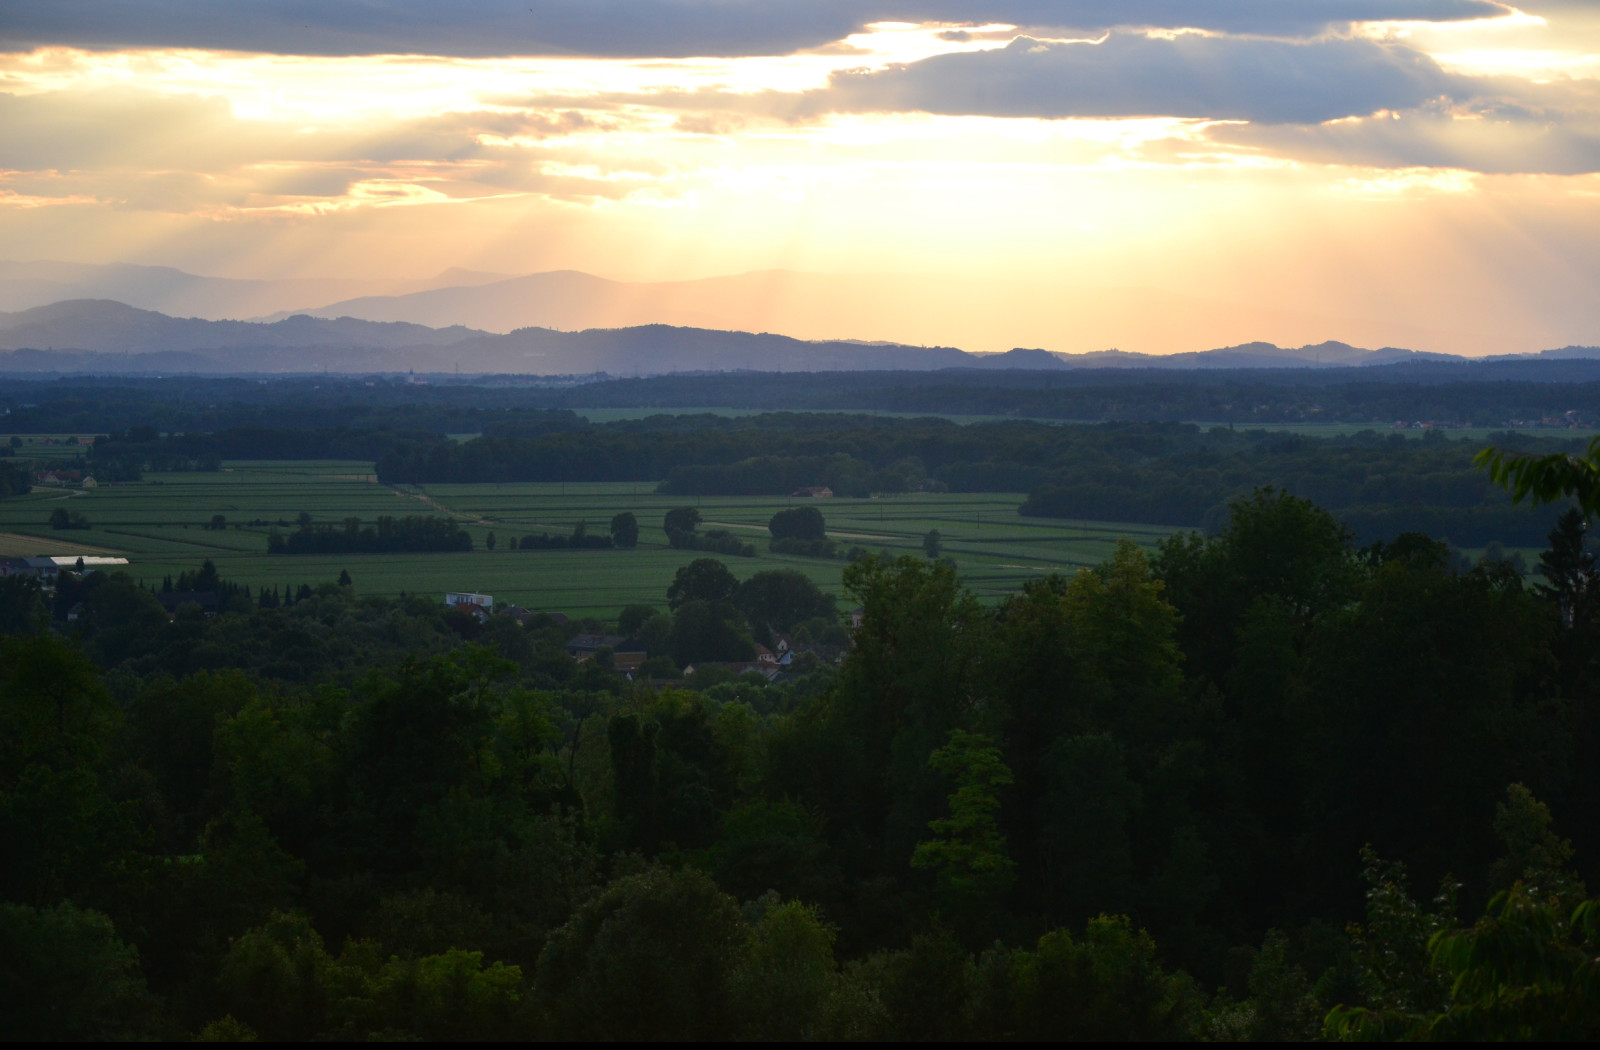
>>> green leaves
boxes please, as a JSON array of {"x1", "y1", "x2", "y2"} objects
[
  {"x1": 0, "y1": 902, "x2": 156, "y2": 1040},
  {"x1": 1476, "y1": 436, "x2": 1600, "y2": 520},
  {"x1": 912, "y1": 730, "x2": 1016, "y2": 899}
]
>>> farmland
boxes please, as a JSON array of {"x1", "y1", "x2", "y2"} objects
[
  {"x1": 0, "y1": 460, "x2": 1175, "y2": 616},
  {"x1": 563, "y1": 408, "x2": 1600, "y2": 442}
]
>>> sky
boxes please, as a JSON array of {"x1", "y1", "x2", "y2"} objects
[{"x1": 2, "y1": 1, "x2": 1599, "y2": 354}]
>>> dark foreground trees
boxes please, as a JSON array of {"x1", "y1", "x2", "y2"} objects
[{"x1": 2, "y1": 487, "x2": 1597, "y2": 1039}]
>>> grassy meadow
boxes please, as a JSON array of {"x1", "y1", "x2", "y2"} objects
[{"x1": 0, "y1": 460, "x2": 1176, "y2": 617}]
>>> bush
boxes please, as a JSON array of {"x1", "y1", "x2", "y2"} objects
[
  {"x1": 49, "y1": 507, "x2": 89, "y2": 530},
  {"x1": 771, "y1": 537, "x2": 837, "y2": 558}
]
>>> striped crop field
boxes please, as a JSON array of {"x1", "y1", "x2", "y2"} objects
[{"x1": 0, "y1": 462, "x2": 1180, "y2": 617}]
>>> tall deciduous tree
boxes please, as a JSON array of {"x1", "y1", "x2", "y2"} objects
[
  {"x1": 912, "y1": 730, "x2": 1016, "y2": 901},
  {"x1": 535, "y1": 868, "x2": 748, "y2": 1040},
  {"x1": 667, "y1": 558, "x2": 738, "y2": 609}
]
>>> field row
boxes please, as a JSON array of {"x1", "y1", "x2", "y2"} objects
[{"x1": 0, "y1": 462, "x2": 1176, "y2": 615}]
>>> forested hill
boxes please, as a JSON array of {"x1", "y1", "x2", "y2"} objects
[
  {"x1": 7, "y1": 366, "x2": 1600, "y2": 433},
  {"x1": 0, "y1": 299, "x2": 488, "y2": 352}
]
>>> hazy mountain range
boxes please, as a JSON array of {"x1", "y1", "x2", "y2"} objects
[
  {"x1": 0, "y1": 260, "x2": 513, "y2": 322},
  {"x1": 0, "y1": 260, "x2": 1528, "y2": 357},
  {"x1": 3, "y1": 298, "x2": 1597, "y2": 377}
]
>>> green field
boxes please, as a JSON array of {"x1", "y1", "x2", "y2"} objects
[
  {"x1": 4, "y1": 435, "x2": 95, "y2": 460},
  {"x1": 0, "y1": 461, "x2": 1176, "y2": 616}
]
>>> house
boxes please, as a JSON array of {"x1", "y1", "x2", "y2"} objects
[
  {"x1": 772, "y1": 634, "x2": 796, "y2": 653},
  {"x1": 22, "y1": 557, "x2": 60, "y2": 581},
  {"x1": 567, "y1": 632, "x2": 627, "y2": 658},
  {"x1": 850, "y1": 606, "x2": 865, "y2": 629},
  {"x1": 0, "y1": 557, "x2": 33, "y2": 578},
  {"x1": 776, "y1": 644, "x2": 845, "y2": 669},
  {"x1": 499, "y1": 604, "x2": 533, "y2": 624},
  {"x1": 791, "y1": 486, "x2": 834, "y2": 498},
  {"x1": 755, "y1": 644, "x2": 778, "y2": 665},
  {"x1": 682, "y1": 661, "x2": 782, "y2": 681},
  {"x1": 611, "y1": 644, "x2": 649, "y2": 673},
  {"x1": 566, "y1": 633, "x2": 648, "y2": 672},
  {"x1": 445, "y1": 591, "x2": 493, "y2": 613}
]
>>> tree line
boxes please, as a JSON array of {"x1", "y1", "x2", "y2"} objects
[{"x1": 267, "y1": 513, "x2": 472, "y2": 554}]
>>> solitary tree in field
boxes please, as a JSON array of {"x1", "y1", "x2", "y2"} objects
[
  {"x1": 664, "y1": 507, "x2": 701, "y2": 537},
  {"x1": 768, "y1": 506, "x2": 825, "y2": 542},
  {"x1": 923, "y1": 529, "x2": 942, "y2": 559},
  {"x1": 486, "y1": 531, "x2": 497, "y2": 552},
  {"x1": 610, "y1": 512, "x2": 639, "y2": 549}
]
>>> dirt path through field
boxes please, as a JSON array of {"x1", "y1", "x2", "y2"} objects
[
  {"x1": 0, "y1": 531, "x2": 124, "y2": 557},
  {"x1": 389, "y1": 486, "x2": 493, "y2": 526}
]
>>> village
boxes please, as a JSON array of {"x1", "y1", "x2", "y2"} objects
[{"x1": 444, "y1": 588, "x2": 855, "y2": 683}]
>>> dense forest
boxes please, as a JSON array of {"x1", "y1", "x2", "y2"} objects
[
  {"x1": 5, "y1": 364, "x2": 1600, "y2": 434},
  {"x1": 2, "y1": 489, "x2": 1596, "y2": 1039}
]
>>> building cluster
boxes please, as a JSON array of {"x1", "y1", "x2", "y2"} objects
[
  {"x1": 443, "y1": 591, "x2": 858, "y2": 684},
  {"x1": 0, "y1": 555, "x2": 128, "y2": 580},
  {"x1": 681, "y1": 634, "x2": 846, "y2": 682},
  {"x1": 34, "y1": 469, "x2": 97, "y2": 487}
]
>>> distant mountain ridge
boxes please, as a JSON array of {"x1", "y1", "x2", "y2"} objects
[
  {"x1": 1038, "y1": 340, "x2": 1467, "y2": 369},
  {"x1": 0, "y1": 300, "x2": 488, "y2": 353},
  {"x1": 3, "y1": 259, "x2": 1534, "y2": 356},
  {"x1": 0, "y1": 301, "x2": 971, "y2": 373},
  {"x1": 0, "y1": 298, "x2": 1595, "y2": 376},
  {"x1": 0, "y1": 261, "x2": 512, "y2": 319}
]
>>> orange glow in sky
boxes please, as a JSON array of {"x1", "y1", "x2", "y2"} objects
[{"x1": 2, "y1": 4, "x2": 1598, "y2": 354}]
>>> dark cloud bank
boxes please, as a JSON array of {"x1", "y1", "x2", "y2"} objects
[{"x1": 0, "y1": 1, "x2": 1508, "y2": 58}]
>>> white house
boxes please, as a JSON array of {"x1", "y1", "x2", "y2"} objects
[{"x1": 445, "y1": 592, "x2": 494, "y2": 612}]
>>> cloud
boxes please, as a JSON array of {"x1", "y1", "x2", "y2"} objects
[
  {"x1": 815, "y1": 32, "x2": 1464, "y2": 125},
  {"x1": 1216, "y1": 95, "x2": 1600, "y2": 175},
  {"x1": 0, "y1": 89, "x2": 241, "y2": 170},
  {"x1": 0, "y1": 84, "x2": 661, "y2": 216},
  {"x1": 0, "y1": 1, "x2": 1509, "y2": 59},
  {"x1": 0, "y1": 88, "x2": 611, "y2": 171}
]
